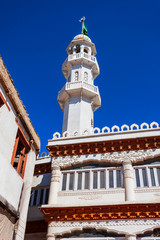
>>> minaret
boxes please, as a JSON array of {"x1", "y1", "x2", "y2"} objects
[{"x1": 58, "y1": 19, "x2": 101, "y2": 135}]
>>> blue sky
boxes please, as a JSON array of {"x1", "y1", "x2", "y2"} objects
[{"x1": 1, "y1": 0, "x2": 160, "y2": 153}]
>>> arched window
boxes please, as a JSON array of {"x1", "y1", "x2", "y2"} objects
[
  {"x1": 84, "y1": 47, "x2": 88, "y2": 54},
  {"x1": 84, "y1": 72, "x2": 88, "y2": 82},
  {"x1": 68, "y1": 74, "x2": 71, "y2": 82},
  {"x1": 68, "y1": 47, "x2": 73, "y2": 55},
  {"x1": 75, "y1": 45, "x2": 80, "y2": 53},
  {"x1": 75, "y1": 71, "x2": 79, "y2": 81}
]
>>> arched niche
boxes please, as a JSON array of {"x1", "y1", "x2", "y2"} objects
[{"x1": 56, "y1": 228, "x2": 125, "y2": 239}]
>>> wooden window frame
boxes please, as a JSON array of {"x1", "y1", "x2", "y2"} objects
[
  {"x1": 11, "y1": 120, "x2": 30, "y2": 178},
  {"x1": 0, "y1": 92, "x2": 10, "y2": 111}
]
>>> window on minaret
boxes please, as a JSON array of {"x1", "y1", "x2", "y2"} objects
[
  {"x1": 84, "y1": 72, "x2": 88, "y2": 82},
  {"x1": 68, "y1": 74, "x2": 71, "y2": 82},
  {"x1": 84, "y1": 47, "x2": 88, "y2": 54},
  {"x1": 75, "y1": 71, "x2": 79, "y2": 81},
  {"x1": 75, "y1": 45, "x2": 80, "y2": 53},
  {"x1": 68, "y1": 47, "x2": 73, "y2": 55},
  {"x1": 11, "y1": 128, "x2": 30, "y2": 178}
]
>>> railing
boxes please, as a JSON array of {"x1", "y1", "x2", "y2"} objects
[
  {"x1": 66, "y1": 81, "x2": 81, "y2": 89},
  {"x1": 62, "y1": 52, "x2": 97, "y2": 69},
  {"x1": 134, "y1": 165, "x2": 160, "y2": 188},
  {"x1": 58, "y1": 81, "x2": 99, "y2": 99},
  {"x1": 61, "y1": 164, "x2": 160, "y2": 192},
  {"x1": 68, "y1": 52, "x2": 96, "y2": 62},
  {"x1": 29, "y1": 164, "x2": 160, "y2": 206},
  {"x1": 61, "y1": 167, "x2": 123, "y2": 191},
  {"x1": 29, "y1": 187, "x2": 49, "y2": 207},
  {"x1": 66, "y1": 81, "x2": 98, "y2": 94},
  {"x1": 58, "y1": 85, "x2": 65, "y2": 99},
  {"x1": 62, "y1": 57, "x2": 68, "y2": 69},
  {"x1": 83, "y1": 81, "x2": 98, "y2": 93}
]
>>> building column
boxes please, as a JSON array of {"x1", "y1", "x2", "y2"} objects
[
  {"x1": 73, "y1": 46, "x2": 76, "y2": 54},
  {"x1": 88, "y1": 47, "x2": 91, "y2": 55},
  {"x1": 47, "y1": 222, "x2": 55, "y2": 240},
  {"x1": 123, "y1": 160, "x2": 135, "y2": 201},
  {"x1": 48, "y1": 163, "x2": 61, "y2": 204},
  {"x1": 126, "y1": 234, "x2": 136, "y2": 240},
  {"x1": 46, "y1": 233, "x2": 55, "y2": 240},
  {"x1": 80, "y1": 45, "x2": 84, "y2": 53}
]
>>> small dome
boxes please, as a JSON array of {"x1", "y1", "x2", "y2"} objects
[{"x1": 73, "y1": 34, "x2": 91, "y2": 43}]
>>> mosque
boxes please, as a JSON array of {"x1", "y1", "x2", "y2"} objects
[
  {"x1": 25, "y1": 20, "x2": 160, "y2": 240},
  {"x1": 0, "y1": 19, "x2": 160, "y2": 240}
]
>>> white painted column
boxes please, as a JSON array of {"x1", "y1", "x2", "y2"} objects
[
  {"x1": 48, "y1": 163, "x2": 61, "y2": 204},
  {"x1": 88, "y1": 47, "x2": 91, "y2": 55},
  {"x1": 123, "y1": 160, "x2": 135, "y2": 201},
  {"x1": 80, "y1": 45, "x2": 84, "y2": 53},
  {"x1": 73, "y1": 46, "x2": 76, "y2": 54},
  {"x1": 47, "y1": 233, "x2": 55, "y2": 240},
  {"x1": 126, "y1": 234, "x2": 136, "y2": 240},
  {"x1": 47, "y1": 222, "x2": 55, "y2": 240}
]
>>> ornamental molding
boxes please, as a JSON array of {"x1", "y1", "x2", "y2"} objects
[
  {"x1": 123, "y1": 169, "x2": 134, "y2": 179},
  {"x1": 135, "y1": 188, "x2": 160, "y2": 193},
  {"x1": 52, "y1": 149, "x2": 160, "y2": 168},
  {"x1": 51, "y1": 176, "x2": 61, "y2": 183},
  {"x1": 78, "y1": 195, "x2": 102, "y2": 200},
  {"x1": 50, "y1": 169, "x2": 61, "y2": 182},
  {"x1": 101, "y1": 149, "x2": 160, "y2": 163},
  {"x1": 49, "y1": 219, "x2": 160, "y2": 228},
  {"x1": 58, "y1": 189, "x2": 124, "y2": 197},
  {"x1": 41, "y1": 203, "x2": 160, "y2": 223},
  {"x1": 48, "y1": 219, "x2": 160, "y2": 235},
  {"x1": 52, "y1": 122, "x2": 160, "y2": 139}
]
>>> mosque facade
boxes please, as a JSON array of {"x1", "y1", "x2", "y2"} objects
[{"x1": 25, "y1": 29, "x2": 160, "y2": 240}]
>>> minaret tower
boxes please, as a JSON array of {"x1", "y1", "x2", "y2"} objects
[{"x1": 58, "y1": 18, "x2": 101, "y2": 135}]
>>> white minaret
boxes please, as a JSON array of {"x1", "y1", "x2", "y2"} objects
[{"x1": 58, "y1": 19, "x2": 101, "y2": 136}]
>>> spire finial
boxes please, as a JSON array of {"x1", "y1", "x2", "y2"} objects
[{"x1": 79, "y1": 16, "x2": 88, "y2": 36}]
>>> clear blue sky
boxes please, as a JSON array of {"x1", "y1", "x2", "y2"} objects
[{"x1": 1, "y1": 0, "x2": 160, "y2": 154}]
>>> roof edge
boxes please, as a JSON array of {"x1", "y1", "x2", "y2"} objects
[{"x1": 0, "y1": 56, "x2": 40, "y2": 153}]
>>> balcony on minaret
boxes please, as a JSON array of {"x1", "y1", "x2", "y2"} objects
[
  {"x1": 62, "y1": 52, "x2": 99, "y2": 80},
  {"x1": 62, "y1": 34, "x2": 99, "y2": 80},
  {"x1": 58, "y1": 81, "x2": 101, "y2": 112}
]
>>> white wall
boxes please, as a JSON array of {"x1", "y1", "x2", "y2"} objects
[
  {"x1": 70, "y1": 65, "x2": 93, "y2": 84},
  {"x1": 15, "y1": 150, "x2": 37, "y2": 240},
  {"x1": 0, "y1": 85, "x2": 24, "y2": 210},
  {"x1": 62, "y1": 96, "x2": 92, "y2": 134},
  {"x1": 0, "y1": 83, "x2": 34, "y2": 214},
  {"x1": 0, "y1": 152, "x2": 23, "y2": 210}
]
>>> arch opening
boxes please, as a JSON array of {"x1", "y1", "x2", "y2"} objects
[
  {"x1": 56, "y1": 228, "x2": 125, "y2": 238},
  {"x1": 137, "y1": 228, "x2": 160, "y2": 238},
  {"x1": 75, "y1": 45, "x2": 80, "y2": 53},
  {"x1": 84, "y1": 47, "x2": 89, "y2": 54}
]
